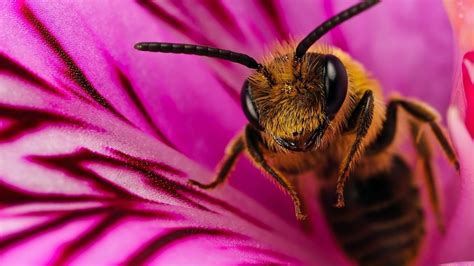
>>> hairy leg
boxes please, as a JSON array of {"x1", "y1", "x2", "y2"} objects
[
  {"x1": 245, "y1": 126, "x2": 307, "y2": 220},
  {"x1": 391, "y1": 99, "x2": 459, "y2": 170},
  {"x1": 409, "y1": 122, "x2": 445, "y2": 233},
  {"x1": 336, "y1": 90, "x2": 375, "y2": 207},
  {"x1": 365, "y1": 97, "x2": 458, "y2": 233},
  {"x1": 188, "y1": 133, "x2": 244, "y2": 189}
]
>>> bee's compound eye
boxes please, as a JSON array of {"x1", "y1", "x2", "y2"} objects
[
  {"x1": 241, "y1": 80, "x2": 262, "y2": 130},
  {"x1": 324, "y1": 55, "x2": 348, "y2": 117}
]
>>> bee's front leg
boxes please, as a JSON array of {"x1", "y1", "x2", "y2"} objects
[
  {"x1": 336, "y1": 90, "x2": 375, "y2": 208},
  {"x1": 245, "y1": 125, "x2": 307, "y2": 220},
  {"x1": 188, "y1": 132, "x2": 244, "y2": 189}
]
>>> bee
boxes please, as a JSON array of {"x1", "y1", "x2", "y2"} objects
[{"x1": 135, "y1": 0, "x2": 459, "y2": 265}]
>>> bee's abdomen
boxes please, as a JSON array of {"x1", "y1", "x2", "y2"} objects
[{"x1": 320, "y1": 156, "x2": 425, "y2": 266}]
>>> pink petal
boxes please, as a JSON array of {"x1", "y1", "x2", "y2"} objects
[
  {"x1": 437, "y1": 108, "x2": 474, "y2": 262},
  {"x1": 433, "y1": 2, "x2": 474, "y2": 263},
  {"x1": 441, "y1": 263, "x2": 474, "y2": 266},
  {"x1": 462, "y1": 52, "x2": 474, "y2": 138},
  {"x1": 330, "y1": 0, "x2": 454, "y2": 112},
  {"x1": 0, "y1": 3, "x2": 328, "y2": 263},
  {"x1": 1, "y1": 0, "x2": 456, "y2": 220},
  {"x1": 0, "y1": 66, "x2": 328, "y2": 264},
  {"x1": 444, "y1": 0, "x2": 474, "y2": 137},
  {"x1": 0, "y1": 0, "x2": 463, "y2": 265},
  {"x1": 444, "y1": 0, "x2": 474, "y2": 54}
]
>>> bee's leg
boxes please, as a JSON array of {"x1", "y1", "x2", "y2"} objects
[
  {"x1": 409, "y1": 122, "x2": 445, "y2": 233},
  {"x1": 391, "y1": 99, "x2": 459, "y2": 171},
  {"x1": 188, "y1": 133, "x2": 245, "y2": 189},
  {"x1": 336, "y1": 90, "x2": 375, "y2": 208},
  {"x1": 364, "y1": 97, "x2": 457, "y2": 233},
  {"x1": 245, "y1": 125, "x2": 307, "y2": 220},
  {"x1": 293, "y1": 177, "x2": 313, "y2": 231}
]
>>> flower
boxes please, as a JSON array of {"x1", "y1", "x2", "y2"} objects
[
  {"x1": 439, "y1": 0, "x2": 474, "y2": 263},
  {"x1": 0, "y1": 0, "x2": 472, "y2": 265}
]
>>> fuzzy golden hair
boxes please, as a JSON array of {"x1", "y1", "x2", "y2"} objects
[{"x1": 249, "y1": 42, "x2": 385, "y2": 159}]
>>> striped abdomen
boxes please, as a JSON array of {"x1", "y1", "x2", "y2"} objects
[{"x1": 320, "y1": 156, "x2": 425, "y2": 266}]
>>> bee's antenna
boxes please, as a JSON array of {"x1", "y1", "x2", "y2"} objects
[
  {"x1": 135, "y1": 42, "x2": 261, "y2": 69},
  {"x1": 295, "y1": 0, "x2": 380, "y2": 59}
]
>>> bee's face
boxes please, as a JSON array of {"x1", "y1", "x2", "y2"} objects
[{"x1": 241, "y1": 53, "x2": 348, "y2": 152}]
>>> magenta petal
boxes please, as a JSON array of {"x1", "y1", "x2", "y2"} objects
[
  {"x1": 445, "y1": 0, "x2": 474, "y2": 137},
  {"x1": 438, "y1": 108, "x2": 474, "y2": 262},
  {"x1": 462, "y1": 51, "x2": 474, "y2": 137},
  {"x1": 0, "y1": 76, "x2": 328, "y2": 264},
  {"x1": 441, "y1": 263, "x2": 474, "y2": 266},
  {"x1": 328, "y1": 0, "x2": 454, "y2": 113},
  {"x1": 0, "y1": 3, "x2": 327, "y2": 263},
  {"x1": 0, "y1": 2, "x2": 319, "y2": 264},
  {"x1": 0, "y1": 0, "x2": 468, "y2": 264}
]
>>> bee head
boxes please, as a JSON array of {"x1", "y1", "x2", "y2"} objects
[
  {"x1": 238, "y1": 0, "x2": 381, "y2": 152},
  {"x1": 241, "y1": 52, "x2": 348, "y2": 151},
  {"x1": 134, "y1": 0, "x2": 379, "y2": 152}
]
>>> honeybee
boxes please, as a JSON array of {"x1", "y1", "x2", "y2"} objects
[{"x1": 135, "y1": 0, "x2": 459, "y2": 265}]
